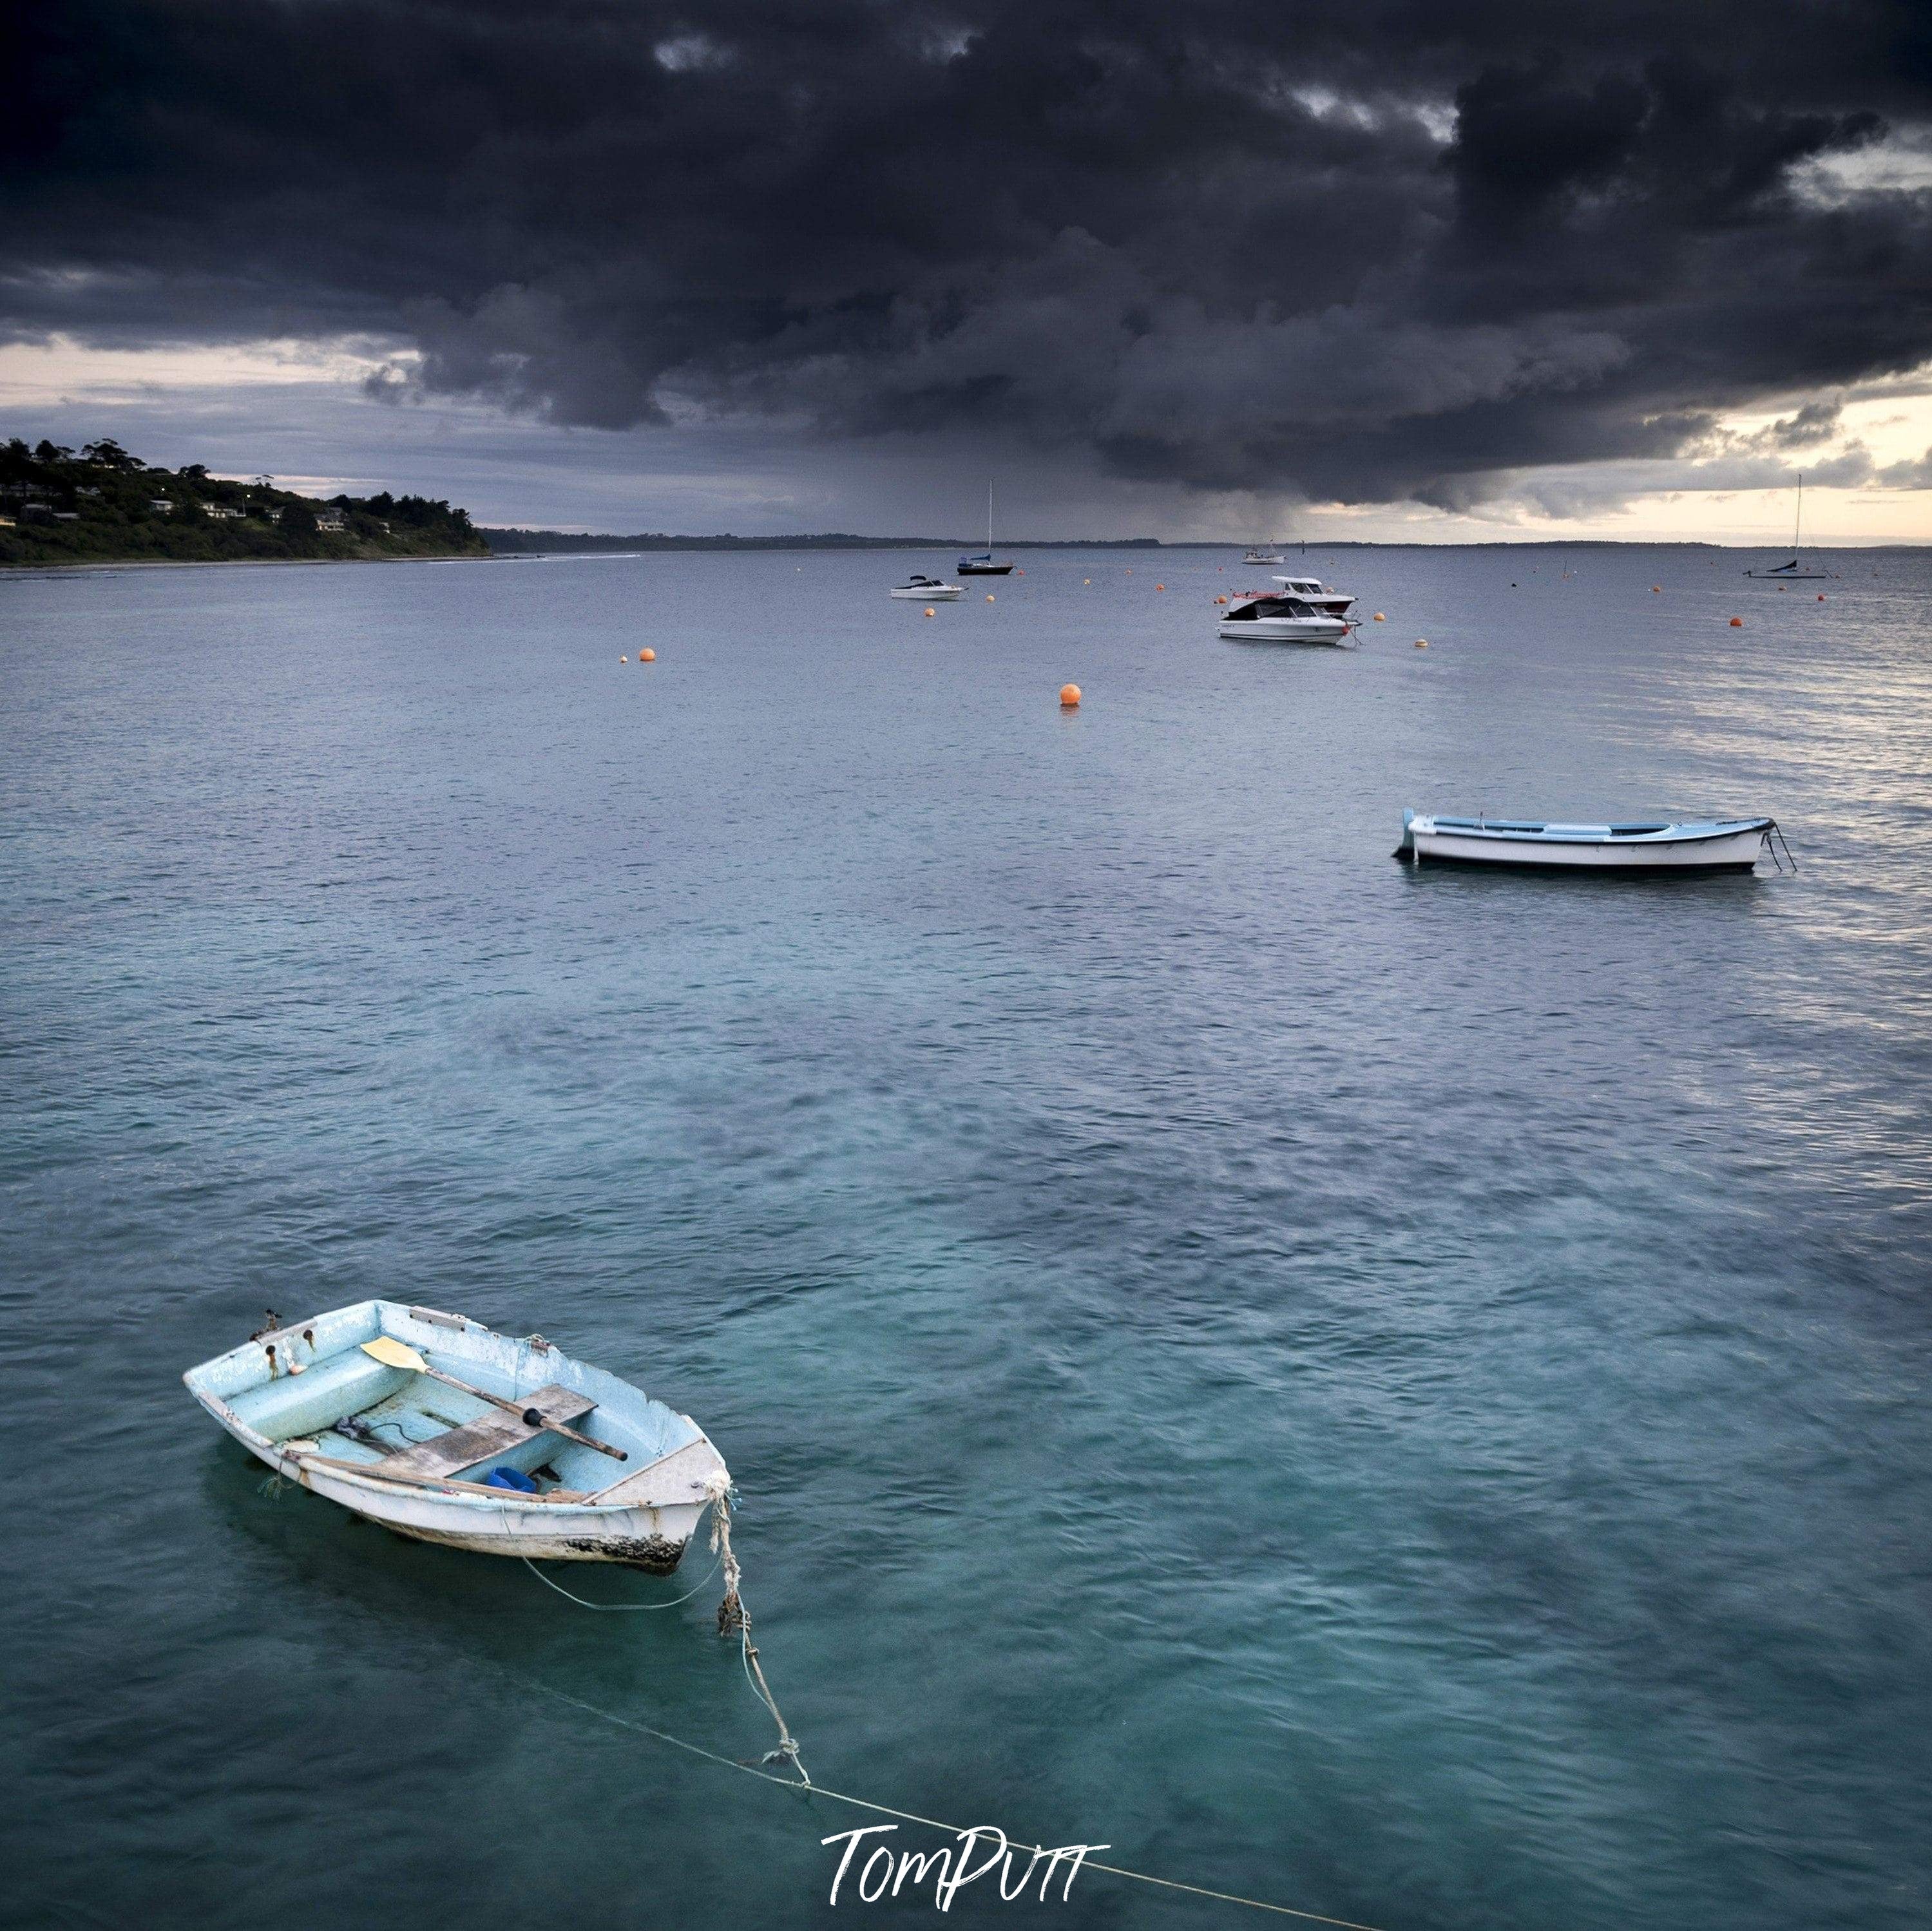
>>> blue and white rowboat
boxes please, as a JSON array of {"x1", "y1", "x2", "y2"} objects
[
  {"x1": 1395, "y1": 812, "x2": 1787, "y2": 874},
  {"x1": 186, "y1": 1300, "x2": 727, "y2": 1570}
]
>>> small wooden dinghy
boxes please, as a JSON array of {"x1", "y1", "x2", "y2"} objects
[
  {"x1": 1395, "y1": 810, "x2": 1788, "y2": 874},
  {"x1": 184, "y1": 1301, "x2": 727, "y2": 1570}
]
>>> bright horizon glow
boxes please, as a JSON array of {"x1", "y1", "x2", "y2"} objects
[{"x1": 5, "y1": 332, "x2": 1931, "y2": 544}]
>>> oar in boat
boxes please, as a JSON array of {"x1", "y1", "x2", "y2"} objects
[{"x1": 359, "y1": 1336, "x2": 627, "y2": 1460}]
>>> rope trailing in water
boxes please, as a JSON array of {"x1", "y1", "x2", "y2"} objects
[
  {"x1": 1770, "y1": 819, "x2": 1799, "y2": 873},
  {"x1": 523, "y1": 1675, "x2": 1389, "y2": 1928},
  {"x1": 704, "y1": 1471, "x2": 811, "y2": 1785},
  {"x1": 518, "y1": 1484, "x2": 1385, "y2": 1927},
  {"x1": 520, "y1": 1554, "x2": 720, "y2": 1612}
]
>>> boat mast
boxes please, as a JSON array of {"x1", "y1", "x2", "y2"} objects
[
  {"x1": 988, "y1": 482, "x2": 994, "y2": 556},
  {"x1": 1793, "y1": 473, "x2": 1803, "y2": 560}
]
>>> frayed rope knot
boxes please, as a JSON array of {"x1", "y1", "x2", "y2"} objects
[
  {"x1": 705, "y1": 1470, "x2": 748, "y2": 1636},
  {"x1": 703, "y1": 1468, "x2": 808, "y2": 1785}
]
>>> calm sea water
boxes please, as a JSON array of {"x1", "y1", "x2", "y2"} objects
[{"x1": 3, "y1": 545, "x2": 1929, "y2": 1930}]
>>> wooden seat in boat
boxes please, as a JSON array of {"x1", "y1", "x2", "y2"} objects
[{"x1": 374, "y1": 1384, "x2": 596, "y2": 1481}]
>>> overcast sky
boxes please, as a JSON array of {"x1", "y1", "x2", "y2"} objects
[{"x1": 8, "y1": 1, "x2": 1932, "y2": 540}]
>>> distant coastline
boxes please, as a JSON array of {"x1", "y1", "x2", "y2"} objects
[
  {"x1": 1, "y1": 436, "x2": 488, "y2": 569},
  {"x1": 484, "y1": 529, "x2": 1926, "y2": 554}
]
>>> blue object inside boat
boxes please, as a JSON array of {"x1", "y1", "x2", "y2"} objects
[{"x1": 483, "y1": 1465, "x2": 539, "y2": 1493}]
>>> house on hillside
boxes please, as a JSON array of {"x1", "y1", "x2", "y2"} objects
[
  {"x1": 149, "y1": 498, "x2": 175, "y2": 514},
  {"x1": 204, "y1": 504, "x2": 245, "y2": 520},
  {"x1": 315, "y1": 507, "x2": 349, "y2": 532}
]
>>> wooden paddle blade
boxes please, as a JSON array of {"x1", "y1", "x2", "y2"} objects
[{"x1": 361, "y1": 1336, "x2": 427, "y2": 1371}]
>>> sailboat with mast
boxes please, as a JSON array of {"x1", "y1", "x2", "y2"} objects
[
  {"x1": 1745, "y1": 475, "x2": 1835, "y2": 580},
  {"x1": 958, "y1": 484, "x2": 1013, "y2": 576}
]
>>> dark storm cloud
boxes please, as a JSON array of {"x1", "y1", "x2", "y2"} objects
[{"x1": 7, "y1": 0, "x2": 1932, "y2": 508}]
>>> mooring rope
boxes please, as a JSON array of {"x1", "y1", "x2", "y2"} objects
[
  {"x1": 518, "y1": 1483, "x2": 1388, "y2": 1928},
  {"x1": 523, "y1": 1675, "x2": 1388, "y2": 1928},
  {"x1": 704, "y1": 1472, "x2": 811, "y2": 1784},
  {"x1": 520, "y1": 1553, "x2": 720, "y2": 1612}
]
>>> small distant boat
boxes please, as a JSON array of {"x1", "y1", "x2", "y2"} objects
[
  {"x1": 1241, "y1": 546, "x2": 1286, "y2": 565},
  {"x1": 890, "y1": 573, "x2": 963, "y2": 600},
  {"x1": 1395, "y1": 812, "x2": 1790, "y2": 875},
  {"x1": 1745, "y1": 475, "x2": 1835, "y2": 580},
  {"x1": 958, "y1": 484, "x2": 1013, "y2": 575},
  {"x1": 1219, "y1": 578, "x2": 1357, "y2": 645},
  {"x1": 185, "y1": 1302, "x2": 727, "y2": 1570}
]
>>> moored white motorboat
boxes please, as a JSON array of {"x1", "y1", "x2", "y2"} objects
[
  {"x1": 890, "y1": 573, "x2": 963, "y2": 600},
  {"x1": 1218, "y1": 581, "x2": 1357, "y2": 644},
  {"x1": 1264, "y1": 572, "x2": 1356, "y2": 618},
  {"x1": 1395, "y1": 810, "x2": 1788, "y2": 874},
  {"x1": 1241, "y1": 546, "x2": 1286, "y2": 565},
  {"x1": 185, "y1": 1301, "x2": 727, "y2": 1569}
]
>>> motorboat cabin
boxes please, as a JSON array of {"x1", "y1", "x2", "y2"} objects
[
  {"x1": 1218, "y1": 587, "x2": 1355, "y2": 645},
  {"x1": 1267, "y1": 574, "x2": 1355, "y2": 618}
]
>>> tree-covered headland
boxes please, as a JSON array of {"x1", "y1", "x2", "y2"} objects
[{"x1": 0, "y1": 438, "x2": 488, "y2": 567}]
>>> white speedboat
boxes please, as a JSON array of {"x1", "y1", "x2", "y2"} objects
[
  {"x1": 890, "y1": 573, "x2": 963, "y2": 600},
  {"x1": 1241, "y1": 546, "x2": 1285, "y2": 565},
  {"x1": 1395, "y1": 811, "x2": 1789, "y2": 874},
  {"x1": 1265, "y1": 572, "x2": 1356, "y2": 618},
  {"x1": 1218, "y1": 583, "x2": 1356, "y2": 644},
  {"x1": 185, "y1": 1301, "x2": 727, "y2": 1569}
]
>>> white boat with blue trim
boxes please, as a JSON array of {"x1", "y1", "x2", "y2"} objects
[
  {"x1": 890, "y1": 573, "x2": 963, "y2": 600},
  {"x1": 185, "y1": 1300, "x2": 727, "y2": 1570},
  {"x1": 1396, "y1": 811, "x2": 1788, "y2": 874}
]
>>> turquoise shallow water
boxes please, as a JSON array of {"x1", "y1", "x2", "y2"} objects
[{"x1": 3, "y1": 545, "x2": 1929, "y2": 1929}]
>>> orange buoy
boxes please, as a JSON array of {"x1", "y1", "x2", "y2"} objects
[
  {"x1": 1414, "y1": 639, "x2": 1429, "y2": 649},
  {"x1": 1016, "y1": 569, "x2": 1025, "y2": 576},
  {"x1": 1059, "y1": 683, "x2": 1081, "y2": 708},
  {"x1": 1155, "y1": 583, "x2": 1165, "y2": 591},
  {"x1": 639, "y1": 648, "x2": 656, "y2": 662},
  {"x1": 986, "y1": 593, "x2": 995, "y2": 602},
  {"x1": 1373, "y1": 613, "x2": 1385, "y2": 622},
  {"x1": 1730, "y1": 616, "x2": 1743, "y2": 626},
  {"x1": 1817, "y1": 593, "x2": 1826, "y2": 600},
  {"x1": 923, "y1": 606, "x2": 935, "y2": 617},
  {"x1": 1652, "y1": 585, "x2": 1661, "y2": 593}
]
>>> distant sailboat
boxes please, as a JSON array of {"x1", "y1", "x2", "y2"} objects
[
  {"x1": 1745, "y1": 476, "x2": 1835, "y2": 579},
  {"x1": 958, "y1": 484, "x2": 1013, "y2": 575}
]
